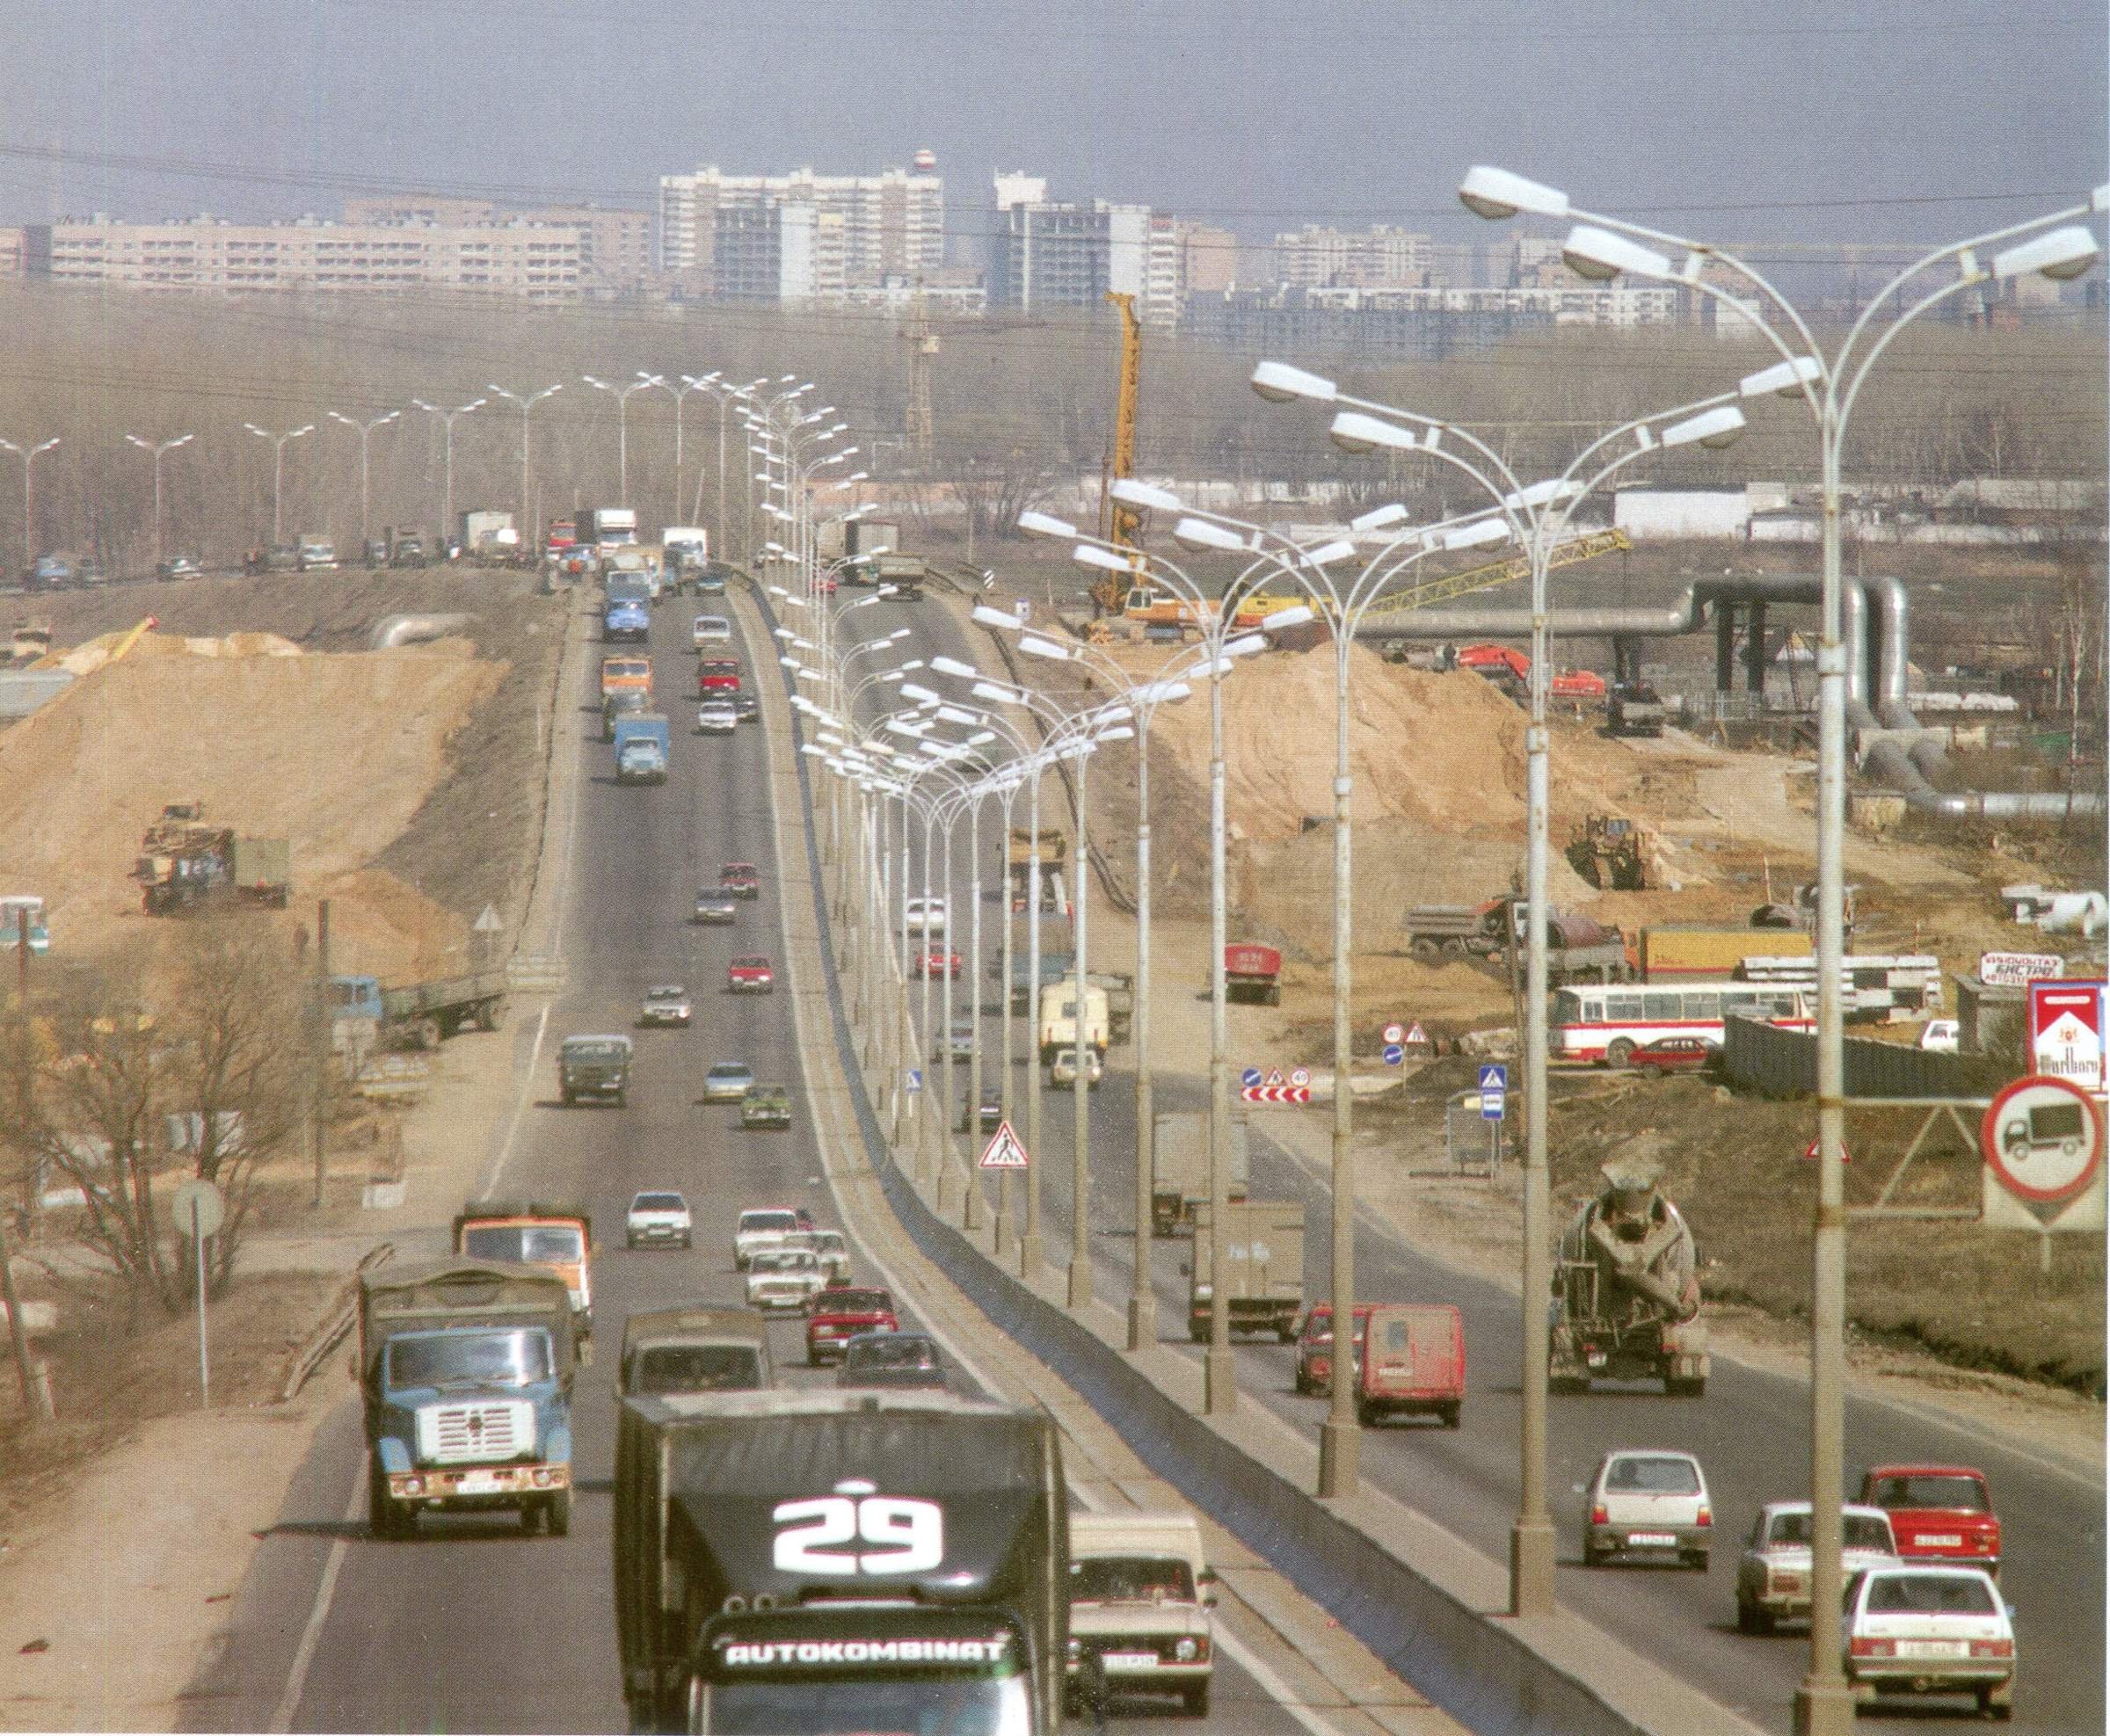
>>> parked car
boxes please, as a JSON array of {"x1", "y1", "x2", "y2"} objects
[
  {"x1": 624, "y1": 1190, "x2": 693, "y2": 1251},
  {"x1": 696, "y1": 701, "x2": 738, "y2": 735},
  {"x1": 692, "y1": 888, "x2": 739, "y2": 925},
  {"x1": 720, "y1": 862, "x2": 760, "y2": 899},
  {"x1": 805, "y1": 1285, "x2": 900, "y2": 1367},
  {"x1": 837, "y1": 1330, "x2": 947, "y2": 1391},
  {"x1": 702, "y1": 1060, "x2": 753, "y2": 1102},
  {"x1": 1917, "y1": 1019, "x2": 1961, "y2": 1054},
  {"x1": 1859, "y1": 1464, "x2": 2001, "y2": 1577},
  {"x1": 637, "y1": 984, "x2": 692, "y2": 1028},
  {"x1": 726, "y1": 955, "x2": 775, "y2": 994},
  {"x1": 745, "y1": 1246, "x2": 826, "y2": 1313},
  {"x1": 156, "y1": 552, "x2": 204, "y2": 580},
  {"x1": 1630, "y1": 1035, "x2": 1721, "y2": 1074},
  {"x1": 1050, "y1": 1046, "x2": 1103, "y2": 1090},
  {"x1": 1293, "y1": 1303, "x2": 1372, "y2": 1397},
  {"x1": 1735, "y1": 1502, "x2": 1899, "y2": 1634},
  {"x1": 1581, "y1": 1449, "x2": 1713, "y2": 1570},
  {"x1": 1842, "y1": 1564, "x2": 2015, "y2": 1720}
]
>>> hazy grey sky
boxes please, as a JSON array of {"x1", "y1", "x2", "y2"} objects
[{"x1": 2, "y1": 0, "x2": 2103, "y2": 253}]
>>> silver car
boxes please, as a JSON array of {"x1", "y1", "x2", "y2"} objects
[
  {"x1": 637, "y1": 984, "x2": 692, "y2": 1028},
  {"x1": 697, "y1": 701, "x2": 738, "y2": 735},
  {"x1": 1582, "y1": 1449, "x2": 1712, "y2": 1570},
  {"x1": 1735, "y1": 1502, "x2": 1898, "y2": 1632},
  {"x1": 702, "y1": 1060, "x2": 754, "y2": 1102}
]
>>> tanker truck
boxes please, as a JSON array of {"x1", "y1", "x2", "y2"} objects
[{"x1": 1549, "y1": 1160, "x2": 1709, "y2": 1397}]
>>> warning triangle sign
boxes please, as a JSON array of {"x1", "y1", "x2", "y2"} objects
[
  {"x1": 1404, "y1": 1021, "x2": 1430, "y2": 1046},
  {"x1": 979, "y1": 1120, "x2": 1030, "y2": 1170},
  {"x1": 1263, "y1": 1068, "x2": 1287, "y2": 1088}
]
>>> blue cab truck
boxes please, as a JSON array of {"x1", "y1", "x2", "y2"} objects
[
  {"x1": 614, "y1": 713, "x2": 671, "y2": 784},
  {"x1": 604, "y1": 576, "x2": 651, "y2": 643},
  {"x1": 357, "y1": 1257, "x2": 578, "y2": 1539}
]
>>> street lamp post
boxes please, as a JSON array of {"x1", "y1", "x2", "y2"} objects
[
  {"x1": 1453, "y1": 163, "x2": 2105, "y2": 1728},
  {"x1": 123, "y1": 432, "x2": 193, "y2": 572},
  {"x1": 324, "y1": 411, "x2": 398, "y2": 548},
  {"x1": 486, "y1": 383, "x2": 562, "y2": 536},
  {"x1": 582, "y1": 373, "x2": 666, "y2": 510},
  {"x1": 242, "y1": 422, "x2": 316, "y2": 548},
  {"x1": 409, "y1": 398, "x2": 484, "y2": 537}
]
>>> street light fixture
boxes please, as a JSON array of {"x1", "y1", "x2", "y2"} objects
[
  {"x1": 582, "y1": 372, "x2": 666, "y2": 508},
  {"x1": 324, "y1": 410, "x2": 399, "y2": 547},
  {"x1": 408, "y1": 398, "x2": 484, "y2": 535},
  {"x1": 123, "y1": 432, "x2": 193, "y2": 571},
  {"x1": 485, "y1": 383, "x2": 562, "y2": 534},
  {"x1": 242, "y1": 422, "x2": 316, "y2": 548}
]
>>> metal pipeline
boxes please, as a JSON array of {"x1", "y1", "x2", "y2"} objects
[{"x1": 369, "y1": 613, "x2": 474, "y2": 650}]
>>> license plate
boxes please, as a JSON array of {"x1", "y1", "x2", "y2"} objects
[
  {"x1": 1627, "y1": 1531, "x2": 1678, "y2": 1547},
  {"x1": 1918, "y1": 1534, "x2": 1963, "y2": 1548},
  {"x1": 1895, "y1": 1639, "x2": 1968, "y2": 1660},
  {"x1": 1102, "y1": 1652, "x2": 1159, "y2": 1671},
  {"x1": 454, "y1": 1471, "x2": 506, "y2": 1494}
]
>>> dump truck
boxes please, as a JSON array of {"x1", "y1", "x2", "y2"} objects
[
  {"x1": 1007, "y1": 828, "x2": 1069, "y2": 913},
  {"x1": 613, "y1": 1391, "x2": 1067, "y2": 1732},
  {"x1": 133, "y1": 803, "x2": 289, "y2": 914},
  {"x1": 1224, "y1": 942, "x2": 1282, "y2": 1006},
  {"x1": 1550, "y1": 1160, "x2": 1709, "y2": 1397},
  {"x1": 618, "y1": 1306, "x2": 772, "y2": 1398},
  {"x1": 1403, "y1": 897, "x2": 1631, "y2": 984},
  {"x1": 1640, "y1": 925, "x2": 1811, "y2": 982},
  {"x1": 356, "y1": 1257, "x2": 578, "y2": 1538},
  {"x1": 614, "y1": 713, "x2": 671, "y2": 784},
  {"x1": 1187, "y1": 1200, "x2": 1304, "y2": 1343},
  {"x1": 1606, "y1": 680, "x2": 1667, "y2": 738},
  {"x1": 453, "y1": 1199, "x2": 593, "y2": 1343},
  {"x1": 1151, "y1": 1107, "x2": 1250, "y2": 1237},
  {"x1": 329, "y1": 970, "x2": 508, "y2": 1052}
]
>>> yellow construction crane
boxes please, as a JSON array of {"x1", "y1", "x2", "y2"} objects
[
  {"x1": 1352, "y1": 527, "x2": 1632, "y2": 621},
  {"x1": 1103, "y1": 290, "x2": 1143, "y2": 549}
]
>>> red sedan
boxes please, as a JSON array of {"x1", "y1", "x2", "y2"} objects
[
  {"x1": 726, "y1": 955, "x2": 775, "y2": 994},
  {"x1": 910, "y1": 946, "x2": 963, "y2": 980},
  {"x1": 1629, "y1": 1036, "x2": 1720, "y2": 1074},
  {"x1": 805, "y1": 1284, "x2": 899, "y2": 1367}
]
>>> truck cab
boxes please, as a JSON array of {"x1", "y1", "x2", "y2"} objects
[
  {"x1": 619, "y1": 1307, "x2": 772, "y2": 1398},
  {"x1": 613, "y1": 714, "x2": 671, "y2": 784},
  {"x1": 1066, "y1": 1510, "x2": 1216, "y2": 1718},
  {"x1": 559, "y1": 1033, "x2": 632, "y2": 1107},
  {"x1": 1037, "y1": 980, "x2": 1110, "y2": 1064},
  {"x1": 357, "y1": 1259, "x2": 577, "y2": 1538},
  {"x1": 454, "y1": 1200, "x2": 594, "y2": 1343}
]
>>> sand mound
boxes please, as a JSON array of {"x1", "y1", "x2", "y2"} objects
[
  {"x1": 315, "y1": 867, "x2": 470, "y2": 986},
  {"x1": 35, "y1": 628, "x2": 303, "y2": 677},
  {"x1": 0, "y1": 646, "x2": 501, "y2": 957}
]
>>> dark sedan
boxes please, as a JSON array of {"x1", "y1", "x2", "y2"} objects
[
  {"x1": 836, "y1": 1330, "x2": 947, "y2": 1391},
  {"x1": 692, "y1": 888, "x2": 740, "y2": 925}
]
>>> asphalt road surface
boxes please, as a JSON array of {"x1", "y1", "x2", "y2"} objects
[
  {"x1": 854, "y1": 581, "x2": 2104, "y2": 1736},
  {"x1": 180, "y1": 593, "x2": 1313, "y2": 1733}
]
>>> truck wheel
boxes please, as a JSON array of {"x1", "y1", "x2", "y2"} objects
[
  {"x1": 1736, "y1": 1597, "x2": 1773, "y2": 1636},
  {"x1": 561, "y1": 1088, "x2": 575, "y2": 1108},
  {"x1": 475, "y1": 999, "x2": 505, "y2": 1033},
  {"x1": 1606, "y1": 1037, "x2": 1635, "y2": 1068},
  {"x1": 1181, "y1": 1681, "x2": 1210, "y2": 1718},
  {"x1": 545, "y1": 1490, "x2": 572, "y2": 1537},
  {"x1": 1410, "y1": 938, "x2": 1440, "y2": 962},
  {"x1": 1439, "y1": 1402, "x2": 1461, "y2": 1429},
  {"x1": 1189, "y1": 1321, "x2": 1207, "y2": 1344},
  {"x1": 414, "y1": 1017, "x2": 443, "y2": 1052}
]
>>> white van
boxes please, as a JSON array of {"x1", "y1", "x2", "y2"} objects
[
  {"x1": 1038, "y1": 981, "x2": 1110, "y2": 1064},
  {"x1": 1067, "y1": 1510, "x2": 1215, "y2": 1717}
]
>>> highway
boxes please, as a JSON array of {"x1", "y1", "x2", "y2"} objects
[
  {"x1": 179, "y1": 592, "x2": 1316, "y2": 1733},
  {"x1": 847, "y1": 581, "x2": 2106, "y2": 1736}
]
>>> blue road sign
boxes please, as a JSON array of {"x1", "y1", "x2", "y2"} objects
[
  {"x1": 1478, "y1": 1064, "x2": 1509, "y2": 1093},
  {"x1": 906, "y1": 1068, "x2": 924, "y2": 1094},
  {"x1": 1382, "y1": 1042, "x2": 1406, "y2": 1066},
  {"x1": 1241, "y1": 1066, "x2": 1263, "y2": 1089}
]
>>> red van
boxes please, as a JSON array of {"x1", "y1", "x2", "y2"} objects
[{"x1": 1356, "y1": 1304, "x2": 1465, "y2": 1428}]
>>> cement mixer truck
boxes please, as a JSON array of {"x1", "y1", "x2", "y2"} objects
[{"x1": 1549, "y1": 1160, "x2": 1709, "y2": 1397}]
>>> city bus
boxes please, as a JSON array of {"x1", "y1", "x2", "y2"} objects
[{"x1": 1550, "y1": 981, "x2": 1815, "y2": 1067}]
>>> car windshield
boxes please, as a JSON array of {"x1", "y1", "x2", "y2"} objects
[
  {"x1": 1863, "y1": 1573, "x2": 1997, "y2": 1616},
  {"x1": 741, "y1": 1211, "x2": 797, "y2": 1233},
  {"x1": 1765, "y1": 1512, "x2": 1890, "y2": 1551},
  {"x1": 647, "y1": 987, "x2": 686, "y2": 1000},
  {"x1": 1071, "y1": 1555, "x2": 1197, "y2": 1603},
  {"x1": 709, "y1": 1064, "x2": 751, "y2": 1081},
  {"x1": 633, "y1": 1194, "x2": 686, "y2": 1211},
  {"x1": 564, "y1": 1040, "x2": 629, "y2": 1064},
  {"x1": 822, "y1": 1289, "x2": 891, "y2": 1314},
  {"x1": 389, "y1": 1328, "x2": 550, "y2": 1389},
  {"x1": 632, "y1": 1344, "x2": 761, "y2": 1393},
  {"x1": 1604, "y1": 1456, "x2": 1701, "y2": 1495},
  {"x1": 462, "y1": 1224, "x2": 584, "y2": 1264},
  {"x1": 1873, "y1": 1475, "x2": 1988, "y2": 1511},
  {"x1": 757, "y1": 1251, "x2": 817, "y2": 1274},
  {"x1": 848, "y1": 1337, "x2": 936, "y2": 1369}
]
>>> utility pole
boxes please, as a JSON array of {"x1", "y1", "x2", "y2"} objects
[
  {"x1": 124, "y1": 433, "x2": 193, "y2": 572},
  {"x1": 4, "y1": 907, "x2": 53, "y2": 1423},
  {"x1": 310, "y1": 899, "x2": 331, "y2": 1209}
]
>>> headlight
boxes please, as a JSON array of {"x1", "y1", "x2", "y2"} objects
[
  {"x1": 1192, "y1": 1284, "x2": 1213, "y2": 1300},
  {"x1": 1173, "y1": 1638, "x2": 1199, "y2": 1662},
  {"x1": 1066, "y1": 1638, "x2": 1082, "y2": 1661}
]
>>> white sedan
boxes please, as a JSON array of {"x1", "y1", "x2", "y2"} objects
[
  {"x1": 692, "y1": 614, "x2": 732, "y2": 646},
  {"x1": 1735, "y1": 1501, "x2": 1898, "y2": 1632},
  {"x1": 745, "y1": 1247, "x2": 826, "y2": 1313},
  {"x1": 697, "y1": 701, "x2": 738, "y2": 735}
]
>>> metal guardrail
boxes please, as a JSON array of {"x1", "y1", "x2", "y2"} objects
[
  {"x1": 506, "y1": 954, "x2": 567, "y2": 992},
  {"x1": 279, "y1": 1241, "x2": 395, "y2": 1401}
]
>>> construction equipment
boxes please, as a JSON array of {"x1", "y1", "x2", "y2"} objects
[
  {"x1": 106, "y1": 616, "x2": 161, "y2": 665},
  {"x1": 133, "y1": 803, "x2": 289, "y2": 914},
  {"x1": 1566, "y1": 813, "x2": 1647, "y2": 891},
  {"x1": 1362, "y1": 527, "x2": 1632, "y2": 624},
  {"x1": 1104, "y1": 289, "x2": 1142, "y2": 549},
  {"x1": 1550, "y1": 1159, "x2": 1709, "y2": 1397}
]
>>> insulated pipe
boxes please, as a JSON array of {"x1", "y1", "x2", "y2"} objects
[{"x1": 369, "y1": 612, "x2": 473, "y2": 649}]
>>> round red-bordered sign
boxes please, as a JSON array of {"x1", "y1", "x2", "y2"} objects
[{"x1": 1981, "y1": 1075, "x2": 2104, "y2": 1205}]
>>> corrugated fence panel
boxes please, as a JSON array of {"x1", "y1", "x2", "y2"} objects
[
  {"x1": 0, "y1": 672, "x2": 73, "y2": 718},
  {"x1": 1723, "y1": 1016, "x2": 1975, "y2": 1099}
]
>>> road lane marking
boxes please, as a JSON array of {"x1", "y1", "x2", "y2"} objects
[
  {"x1": 476, "y1": 999, "x2": 550, "y2": 1196},
  {"x1": 266, "y1": 1452, "x2": 367, "y2": 1733}
]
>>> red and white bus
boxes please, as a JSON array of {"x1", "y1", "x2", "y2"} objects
[{"x1": 1550, "y1": 981, "x2": 1815, "y2": 1067}]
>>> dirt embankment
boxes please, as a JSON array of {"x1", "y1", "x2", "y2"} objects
[{"x1": 0, "y1": 569, "x2": 564, "y2": 982}]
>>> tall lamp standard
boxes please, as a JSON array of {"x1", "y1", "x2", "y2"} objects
[
  {"x1": 409, "y1": 398, "x2": 484, "y2": 536},
  {"x1": 1250, "y1": 357, "x2": 1768, "y2": 1548},
  {"x1": 485, "y1": 383, "x2": 561, "y2": 534},
  {"x1": 582, "y1": 372, "x2": 666, "y2": 509},
  {"x1": 242, "y1": 422, "x2": 316, "y2": 548},
  {"x1": 0, "y1": 437, "x2": 60, "y2": 575},
  {"x1": 324, "y1": 410, "x2": 398, "y2": 548},
  {"x1": 1453, "y1": 163, "x2": 2104, "y2": 1730},
  {"x1": 123, "y1": 432, "x2": 193, "y2": 571}
]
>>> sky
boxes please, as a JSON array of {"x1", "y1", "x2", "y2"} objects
[{"x1": 0, "y1": 0, "x2": 2104, "y2": 258}]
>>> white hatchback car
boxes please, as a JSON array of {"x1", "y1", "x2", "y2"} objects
[
  {"x1": 1581, "y1": 1449, "x2": 1712, "y2": 1570},
  {"x1": 696, "y1": 701, "x2": 738, "y2": 735},
  {"x1": 1844, "y1": 1564, "x2": 2014, "y2": 1720},
  {"x1": 902, "y1": 895, "x2": 948, "y2": 937},
  {"x1": 692, "y1": 614, "x2": 732, "y2": 646}
]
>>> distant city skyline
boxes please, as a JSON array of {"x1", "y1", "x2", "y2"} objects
[{"x1": 1, "y1": 0, "x2": 2101, "y2": 264}]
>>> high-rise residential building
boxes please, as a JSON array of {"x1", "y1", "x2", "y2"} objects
[
  {"x1": 1271, "y1": 223, "x2": 1430, "y2": 289},
  {"x1": 990, "y1": 175, "x2": 1182, "y2": 328},
  {"x1": 1178, "y1": 222, "x2": 1239, "y2": 295},
  {"x1": 657, "y1": 160, "x2": 944, "y2": 299}
]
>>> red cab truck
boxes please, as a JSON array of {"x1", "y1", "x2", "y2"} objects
[
  {"x1": 1224, "y1": 942, "x2": 1282, "y2": 1006},
  {"x1": 1355, "y1": 1304, "x2": 1465, "y2": 1429}
]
